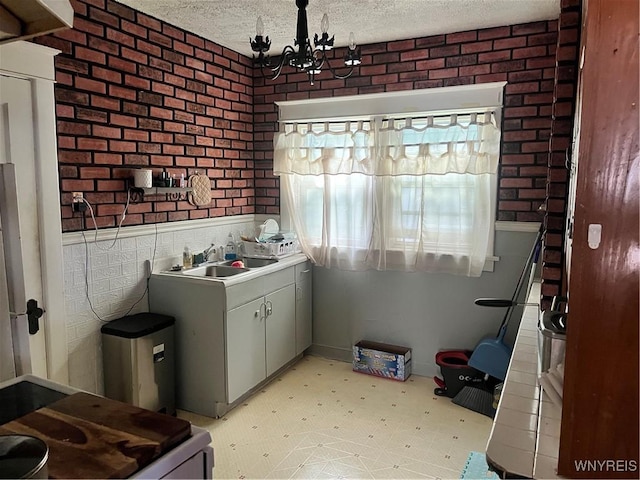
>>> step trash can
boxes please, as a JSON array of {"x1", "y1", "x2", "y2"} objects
[{"x1": 101, "y1": 313, "x2": 176, "y2": 415}]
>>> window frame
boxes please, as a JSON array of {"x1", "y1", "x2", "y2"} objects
[{"x1": 276, "y1": 83, "x2": 505, "y2": 271}]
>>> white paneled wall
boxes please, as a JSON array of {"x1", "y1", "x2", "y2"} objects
[{"x1": 62, "y1": 215, "x2": 266, "y2": 393}]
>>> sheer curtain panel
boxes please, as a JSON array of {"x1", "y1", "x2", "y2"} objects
[{"x1": 274, "y1": 113, "x2": 501, "y2": 276}]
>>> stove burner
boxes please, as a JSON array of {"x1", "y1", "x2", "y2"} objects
[{"x1": 0, "y1": 381, "x2": 67, "y2": 425}]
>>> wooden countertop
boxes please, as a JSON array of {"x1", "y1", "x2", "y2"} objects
[{"x1": 0, "y1": 392, "x2": 190, "y2": 479}]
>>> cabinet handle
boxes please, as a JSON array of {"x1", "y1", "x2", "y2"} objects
[
  {"x1": 301, "y1": 269, "x2": 311, "y2": 274},
  {"x1": 266, "y1": 300, "x2": 273, "y2": 317},
  {"x1": 259, "y1": 303, "x2": 267, "y2": 321},
  {"x1": 254, "y1": 310, "x2": 260, "y2": 318}
]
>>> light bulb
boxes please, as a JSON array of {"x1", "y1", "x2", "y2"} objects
[
  {"x1": 256, "y1": 16, "x2": 264, "y2": 36},
  {"x1": 321, "y1": 13, "x2": 329, "y2": 34},
  {"x1": 348, "y1": 32, "x2": 357, "y2": 50}
]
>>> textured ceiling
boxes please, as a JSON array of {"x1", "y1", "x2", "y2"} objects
[{"x1": 116, "y1": 0, "x2": 560, "y2": 57}]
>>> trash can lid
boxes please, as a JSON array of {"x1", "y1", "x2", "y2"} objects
[{"x1": 100, "y1": 313, "x2": 175, "y2": 338}]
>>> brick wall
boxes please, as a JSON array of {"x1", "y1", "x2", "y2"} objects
[
  {"x1": 36, "y1": 0, "x2": 254, "y2": 232},
  {"x1": 253, "y1": 21, "x2": 559, "y2": 219},
  {"x1": 541, "y1": 0, "x2": 582, "y2": 308}
]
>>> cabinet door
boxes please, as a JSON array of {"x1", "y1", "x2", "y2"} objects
[
  {"x1": 265, "y1": 284, "x2": 296, "y2": 377},
  {"x1": 295, "y1": 278, "x2": 312, "y2": 355},
  {"x1": 226, "y1": 297, "x2": 266, "y2": 403}
]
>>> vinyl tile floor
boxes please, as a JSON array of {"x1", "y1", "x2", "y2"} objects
[{"x1": 178, "y1": 355, "x2": 492, "y2": 479}]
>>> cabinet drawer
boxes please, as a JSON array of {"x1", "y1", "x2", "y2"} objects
[
  {"x1": 295, "y1": 261, "x2": 312, "y2": 283},
  {"x1": 226, "y1": 277, "x2": 263, "y2": 310},
  {"x1": 266, "y1": 266, "x2": 295, "y2": 293}
]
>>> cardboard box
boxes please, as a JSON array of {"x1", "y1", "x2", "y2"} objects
[{"x1": 352, "y1": 340, "x2": 412, "y2": 381}]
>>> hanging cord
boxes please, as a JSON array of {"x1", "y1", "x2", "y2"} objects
[
  {"x1": 79, "y1": 190, "x2": 158, "y2": 323},
  {"x1": 81, "y1": 188, "x2": 131, "y2": 251}
]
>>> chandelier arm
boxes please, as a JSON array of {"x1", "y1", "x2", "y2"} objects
[{"x1": 320, "y1": 55, "x2": 356, "y2": 80}]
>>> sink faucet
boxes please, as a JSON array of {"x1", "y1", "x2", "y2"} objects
[{"x1": 203, "y1": 244, "x2": 217, "y2": 261}]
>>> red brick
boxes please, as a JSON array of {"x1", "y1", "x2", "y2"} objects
[
  {"x1": 522, "y1": 142, "x2": 549, "y2": 153},
  {"x1": 475, "y1": 73, "x2": 507, "y2": 83},
  {"x1": 106, "y1": 28, "x2": 134, "y2": 48},
  {"x1": 109, "y1": 85, "x2": 136, "y2": 100},
  {"x1": 526, "y1": 57, "x2": 556, "y2": 69},
  {"x1": 80, "y1": 167, "x2": 110, "y2": 178},
  {"x1": 138, "y1": 14, "x2": 161, "y2": 31},
  {"x1": 62, "y1": 179, "x2": 94, "y2": 191},
  {"x1": 110, "y1": 114, "x2": 137, "y2": 127},
  {"x1": 387, "y1": 39, "x2": 415, "y2": 51},
  {"x1": 478, "y1": 26, "x2": 511, "y2": 40},
  {"x1": 478, "y1": 50, "x2": 511, "y2": 63},
  {"x1": 414, "y1": 58, "x2": 446, "y2": 71},
  {"x1": 108, "y1": 56, "x2": 136, "y2": 73},
  {"x1": 59, "y1": 151, "x2": 91, "y2": 164},
  {"x1": 499, "y1": 200, "x2": 531, "y2": 211},
  {"x1": 75, "y1": 77, "x2": 106, "y2": 94},
  {"x1": 77, "y1": 138, "x2": 108, "y2": 150},
  {"x1": 447, "y1": 31, "x2": 478, "y2": 44},
  {"x1": 96, "y1": 180, "x2": 125, "y2": 191},
  {"x1": 121, "y1": 47, "x2": 148, "y2": 65},
  {"x1": 93, "y1": 125, "x2": 121, "y2": 138},
  {"x1": 501, "y1": 178, "x2": 533, "y2": 188},
  {"x1": 512, "y1": 22, "x2": 548, "y2": 36},
  {"x1": 92, "y1": 66, "x2": 122, "y2": 83},
  {"x1": 504, "y1": 106, "x2": 538, "y2": 118},
  {"x1": 400, "y1": 49, "x2": 428, "y2": 62},
  {"x1": 460, "y1": 40, "x2": 493, "y2": 54},
  {"x1": 109, "y1": 141, "x2": 136, "y2": 152},
  {"x1": 93, "y1": 153, "x2": 122, "y2": 165},
  {"x1": 57, "y1": 121, "x2": 91, "y2": 135},
  {"x1": 58, "y1": 137, "x2": 76, "y2": 149},
  {"x1": 122, "y1": 19, "x2": 148, "y2": 39},
  {"x1": 75, "y1": 47, "x2": 106, "y2": 64},
  {"x1": 73, "y1": 17, "x2": 104, "y2": 37},
  {"x1": 494, "y1": 37, "x2": 527, "y2": 50},
  {"x1": 512, "y1": 46, "x2": 548, "y2": 59}
]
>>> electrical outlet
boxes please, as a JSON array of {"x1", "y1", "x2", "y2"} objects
[{"x1": 72, "y1": 192, "x2": 86, "y2": 212}]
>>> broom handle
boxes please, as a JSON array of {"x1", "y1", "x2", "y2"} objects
[{"x1": 494, "y1": 226, "x2": 543, "y2": 338}]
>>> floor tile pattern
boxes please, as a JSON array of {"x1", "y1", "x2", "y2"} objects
[{"x1": 179, "y1": 355, "x2": 492, "y2": 479}]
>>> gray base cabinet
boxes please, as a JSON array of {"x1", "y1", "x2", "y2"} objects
[
  {"x1": 149, "y1": 255, "x2": 311, "y2": 418},
  {"x1": 226, "y1": 297, "x2": 266, "y2": 403},
  {"x1": 295, "y1": 262, "x2": 312, "y2": 355},
  {"x1": 266, "y1": 284, "x2": 296, "y2": 377}
]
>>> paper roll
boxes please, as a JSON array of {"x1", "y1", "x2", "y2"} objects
[{"x1": 134, "y1": 169, "x2": 152, "y2": 188}]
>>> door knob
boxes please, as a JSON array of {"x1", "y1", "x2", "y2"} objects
[{"x1": 10, "y1": 299, "x2": 45, "y2": 335}]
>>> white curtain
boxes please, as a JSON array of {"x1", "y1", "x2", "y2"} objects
[{"x1": 274, "y1": 113, "x2": 501, "y2": 276}]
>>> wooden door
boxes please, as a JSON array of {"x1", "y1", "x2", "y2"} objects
[{"x1": 558, "y1": 0, "x2": 639, "y2": 477}]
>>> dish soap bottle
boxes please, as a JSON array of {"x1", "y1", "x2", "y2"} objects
[
  {"x1": 183, "y1": 246, "x2": 193, "y2": 269},
  {"x1": 224, "y1": 233, "x2": 237, "y2": 260}
]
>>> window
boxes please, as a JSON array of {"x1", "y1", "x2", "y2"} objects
[{"x1": 274, "y1": 84, "x2": 504, "y2": 276}]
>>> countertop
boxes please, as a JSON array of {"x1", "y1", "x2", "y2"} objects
[
  {"x1": 152, "y1": 252, "x2": 309, "y2": 287},
  {"x1": 485, "y1": 283, "x2": 564, "y2": 479}
]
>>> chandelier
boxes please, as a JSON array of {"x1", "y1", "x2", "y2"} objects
[{"x1": 250, "y1": 0, "x2": 362, "y2": 85}]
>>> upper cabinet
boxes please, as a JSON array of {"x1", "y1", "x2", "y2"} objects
[{"x1": 0, "y1": 0, "x2": 73, "y2": 45}]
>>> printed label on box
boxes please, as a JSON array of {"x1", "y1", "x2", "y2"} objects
[{"x1": 352, "y1": 341, "x2": 412, "y2": 381}]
